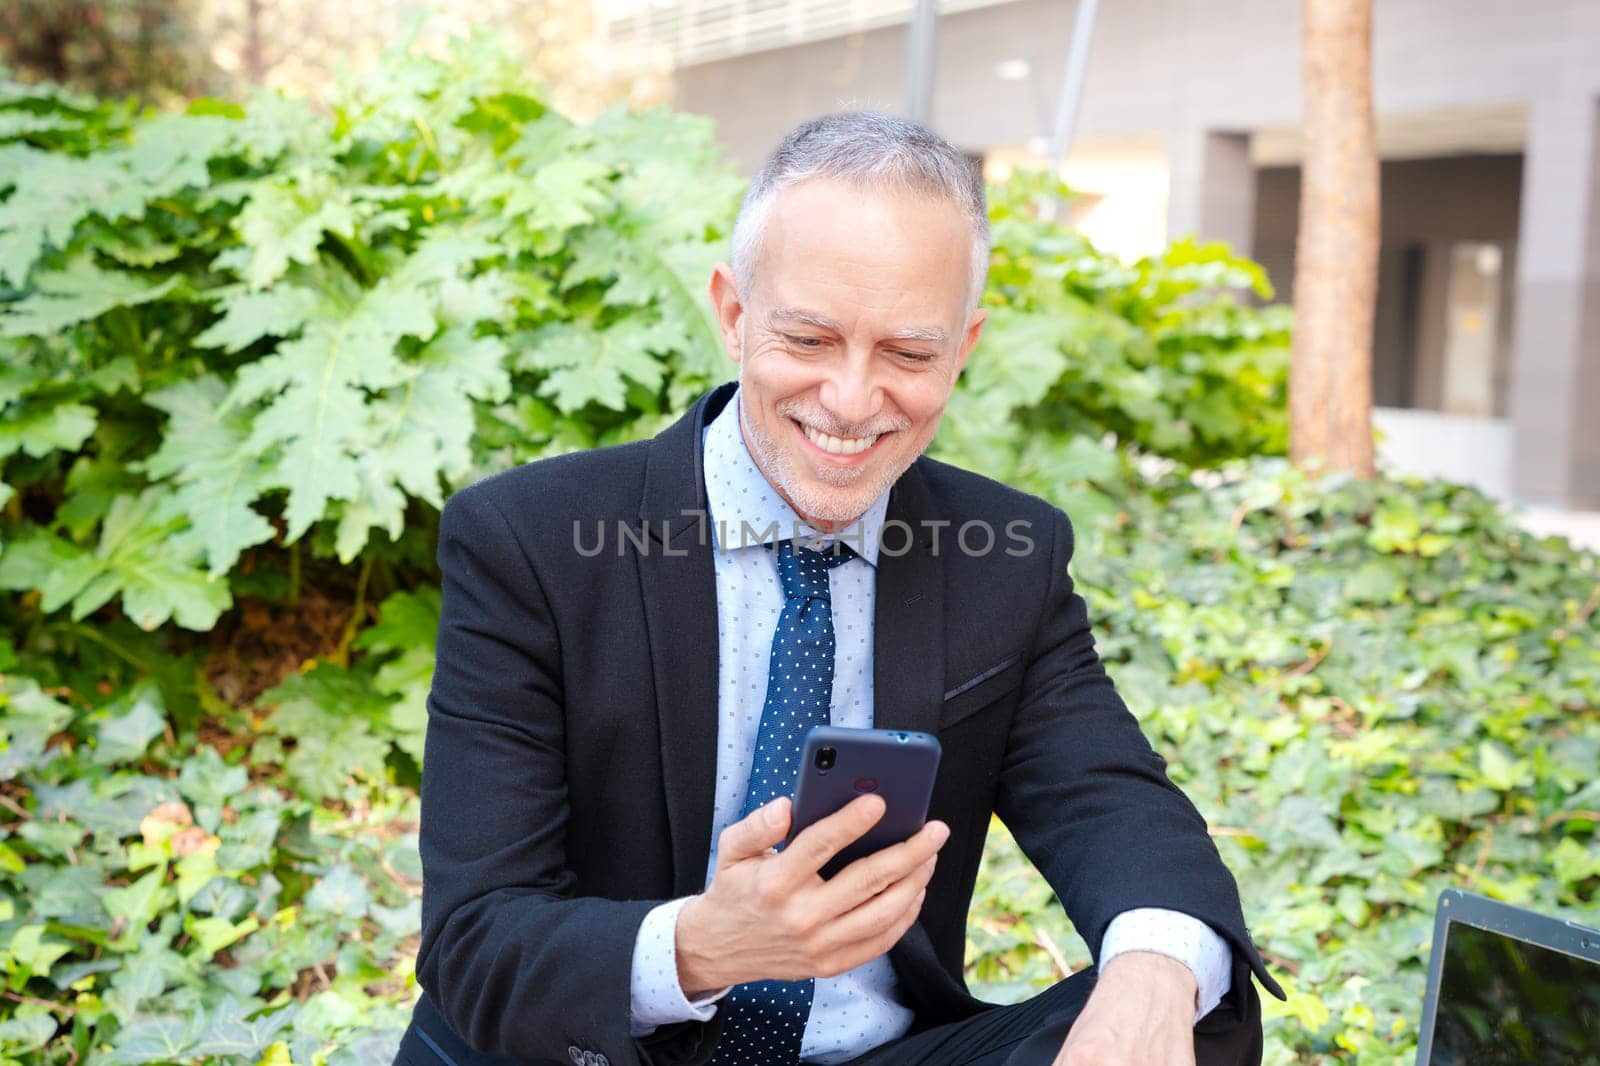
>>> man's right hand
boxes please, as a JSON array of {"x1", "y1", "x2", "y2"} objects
[{"x1": 675, "y1": 795, "x2": 950, "y2": 998}]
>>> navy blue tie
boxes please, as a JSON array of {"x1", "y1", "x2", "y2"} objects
[{"x1": 711, "y1": 539, "x2": 853, "y2": 1065}]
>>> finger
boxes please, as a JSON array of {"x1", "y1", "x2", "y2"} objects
[
  {"x1": 816, "y1": 819, "x2": 949, "y2": 911},
  {"x1": 821, "y1": 855, "x2": 934, "y2": 954},
  {"x1": 817, "y1": 879, "x2": 929, "y2": 979},
  {"x1": 880, "y1": 884, "x2": 928, "y2": 951},
  {"x1": 715, "y1": 797, "x2": 792, "y2": 869},
  {"x1": 775, "y1": 793, "x2": 887, "y2": 886}
]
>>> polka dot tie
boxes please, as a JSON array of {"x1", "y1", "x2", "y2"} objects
[{"x1": 711, "y1": 539, "x2": 854, "y2": 1065}]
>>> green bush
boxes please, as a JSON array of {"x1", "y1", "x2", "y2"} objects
[
  {"x1": 967, "y1": 460, "x2": 1600, "y2": 1063},
  {"x1": 0, "y1": 29, "x2": 744, "y2": 637},
  {"x1": 945, "y1": 168, "x2": 1289, "y2": 479},
  {"x1": 3, "y1": 28, "x2": 1588, "y2": 1066}
]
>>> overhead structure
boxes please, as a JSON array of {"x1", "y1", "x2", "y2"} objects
[
  {"x1": 1048, "y1": 0, "x2": 1101, "y2": 172},
  {"x1": 904, "y1": 0, "x2": 939, "y2": 125}
]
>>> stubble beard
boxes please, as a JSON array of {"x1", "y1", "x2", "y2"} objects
[{"x1": 737, "y1": 382, "x2": 921, "y2": 527}]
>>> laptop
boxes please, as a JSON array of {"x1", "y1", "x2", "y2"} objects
[{"x1": 1415, "y1": 888, "x2": 1600, "y2": 1064}]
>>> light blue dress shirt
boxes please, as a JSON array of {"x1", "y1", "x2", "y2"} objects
[{"x1": 628, "y1": 390, "x2": 1231, "y2": 1060}]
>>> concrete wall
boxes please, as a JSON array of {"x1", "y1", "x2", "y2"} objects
[{"x1": 1374, "y1": 407, "x2": 1513, "y2": 498}]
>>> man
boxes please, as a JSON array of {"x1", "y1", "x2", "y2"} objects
[{"x1": 395, "y1": 111, "x2": 1283, "y2": 1066}]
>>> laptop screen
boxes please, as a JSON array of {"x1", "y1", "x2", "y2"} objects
[{"x1": 1428, "y1": 919, "x2": 1600, "y2": 1064}]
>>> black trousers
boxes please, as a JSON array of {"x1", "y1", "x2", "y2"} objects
[
  {"x1": 839, "y1": 969, "x2": 1263, "y2": 1066},
  {"x1": 394, "y1": 970, "x2": 1263, "y2": 1066}
]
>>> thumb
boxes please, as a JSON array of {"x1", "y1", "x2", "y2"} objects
[{"x1": 719, "y1": 797, "x2": 792, "y2": 867}]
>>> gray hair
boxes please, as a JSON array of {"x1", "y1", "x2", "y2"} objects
[{"x1": 730, "y1": 110, "x2": 990, "y2": 312}]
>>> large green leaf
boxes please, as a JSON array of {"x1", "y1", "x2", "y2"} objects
[
  {"x1": 0, "y1": 258, "x2": 179, "y2": 337},
  {"x1": 217, "y1": 169, "x2": 364, "y2": 290},
  {"x1": 222, "y1": 235, "x2": 494, "y2": 542},
  {"x1": 193, "y1": 283, "x2": 320, "y2": 352},
  {"x1": 353, "y1": 587, "x2": 441, "y2": 764},
  {"x1": 0, "y1": 677, "x2": 76, "y2": 781},
  {"x1": 0, "y1": 152, "x2": 142, "y2": 287},
  {"x1": 516, "y1": 315, "x2": 675, "y2": 413},
  {"x1": 0, "y1": 490, "x2": 231, "y2": 630},
  {"x1": 136, "y1": 375, "x2": 277, "y2": 576},
  {"x1": 332, "y1": 326, "x2": 509, "y2": 560},
  {"x1": 0, "y1": 399, "x2": 97, "y2": 460}
]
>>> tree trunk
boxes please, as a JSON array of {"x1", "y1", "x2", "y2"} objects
[
  {"x1": 245, "y1": 0, "x2": 265, "y2": 84},
  {"x1": 1290, "y1": 0, "x2": 1378, "y2": 477}
]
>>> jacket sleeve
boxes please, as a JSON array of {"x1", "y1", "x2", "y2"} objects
[
  {"x1": 993, "y1": 505, "x2": 1285, "y2": 1010},
  {"x1": 415, "y1": 484, "x2": 723, "y2": 1065}
]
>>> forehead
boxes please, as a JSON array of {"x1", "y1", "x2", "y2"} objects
[{"x1": 752, "y1": 176, "x2": 972, "y2": 321}]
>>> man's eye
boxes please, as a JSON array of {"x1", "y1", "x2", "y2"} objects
[
  {"x1": 786, "y1": 335, "x2": 825, "y2": 349},
  {"x1": 896, "y1": 350, "x2": 937, "y2": 363}
]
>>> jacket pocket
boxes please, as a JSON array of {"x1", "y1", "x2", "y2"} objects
[{"x1": 940, "y1": 651, "x2": 1024, "y2": 728}]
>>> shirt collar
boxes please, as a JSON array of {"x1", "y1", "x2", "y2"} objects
[{"x1": 700, "y1": 387, "x2": 889, "y2": 567}]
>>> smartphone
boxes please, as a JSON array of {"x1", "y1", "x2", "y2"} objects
[{"x1": 786, "y1": 725, "x2": 942, "y2": 879}]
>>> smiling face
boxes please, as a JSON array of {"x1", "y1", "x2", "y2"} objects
[{"x1": 709, "y1": 177, "x2": 987, "y2": 530}]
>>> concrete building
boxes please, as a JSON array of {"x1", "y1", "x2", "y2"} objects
[{"x1": 594, "y1": 0, "x2": 1600, "y2": 512}]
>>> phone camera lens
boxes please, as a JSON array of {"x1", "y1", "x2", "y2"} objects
[{"x1": 816, "y1": 747, "x2": 837, "y2": 772}]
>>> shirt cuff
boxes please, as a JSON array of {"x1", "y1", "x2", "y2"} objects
[
  {"x1": 629, "y1": 897, "x2": 733, "y2": 1036},
  {"x1": 1098, "y1": 907, "x2": 1233, "y2": 1025}
]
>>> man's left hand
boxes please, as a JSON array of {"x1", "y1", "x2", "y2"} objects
[{"x1": 1054, "y1": 951, "x2": 1198, "y2": 1066}]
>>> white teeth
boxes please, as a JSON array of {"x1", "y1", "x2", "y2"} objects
[{"x1": 801, "y1": 424, "x2": 880, "y2": 455}]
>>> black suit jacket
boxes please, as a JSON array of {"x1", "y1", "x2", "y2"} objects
[{"x1": 397, "y1": 382, "x2": 1283, "y2": 1066}]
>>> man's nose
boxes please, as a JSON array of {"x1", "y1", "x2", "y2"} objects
[{"x1": 818, "y1": 359, "x2": 883, "y2": 429}]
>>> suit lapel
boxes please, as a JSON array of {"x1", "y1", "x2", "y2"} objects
[
  {"x1": 871, "y1": 460, "x2": 945, "y2": 740},
  {"x1": 637, "y1": 382, "x2": 737, "y2": 896}
]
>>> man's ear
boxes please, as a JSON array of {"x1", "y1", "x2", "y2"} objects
[
  {"x1": 953, "y1": 307, "x2": 987, "y2": 379},
  {"x1": 708, "y1": 263, "x2": 746, "y2": 365}
]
